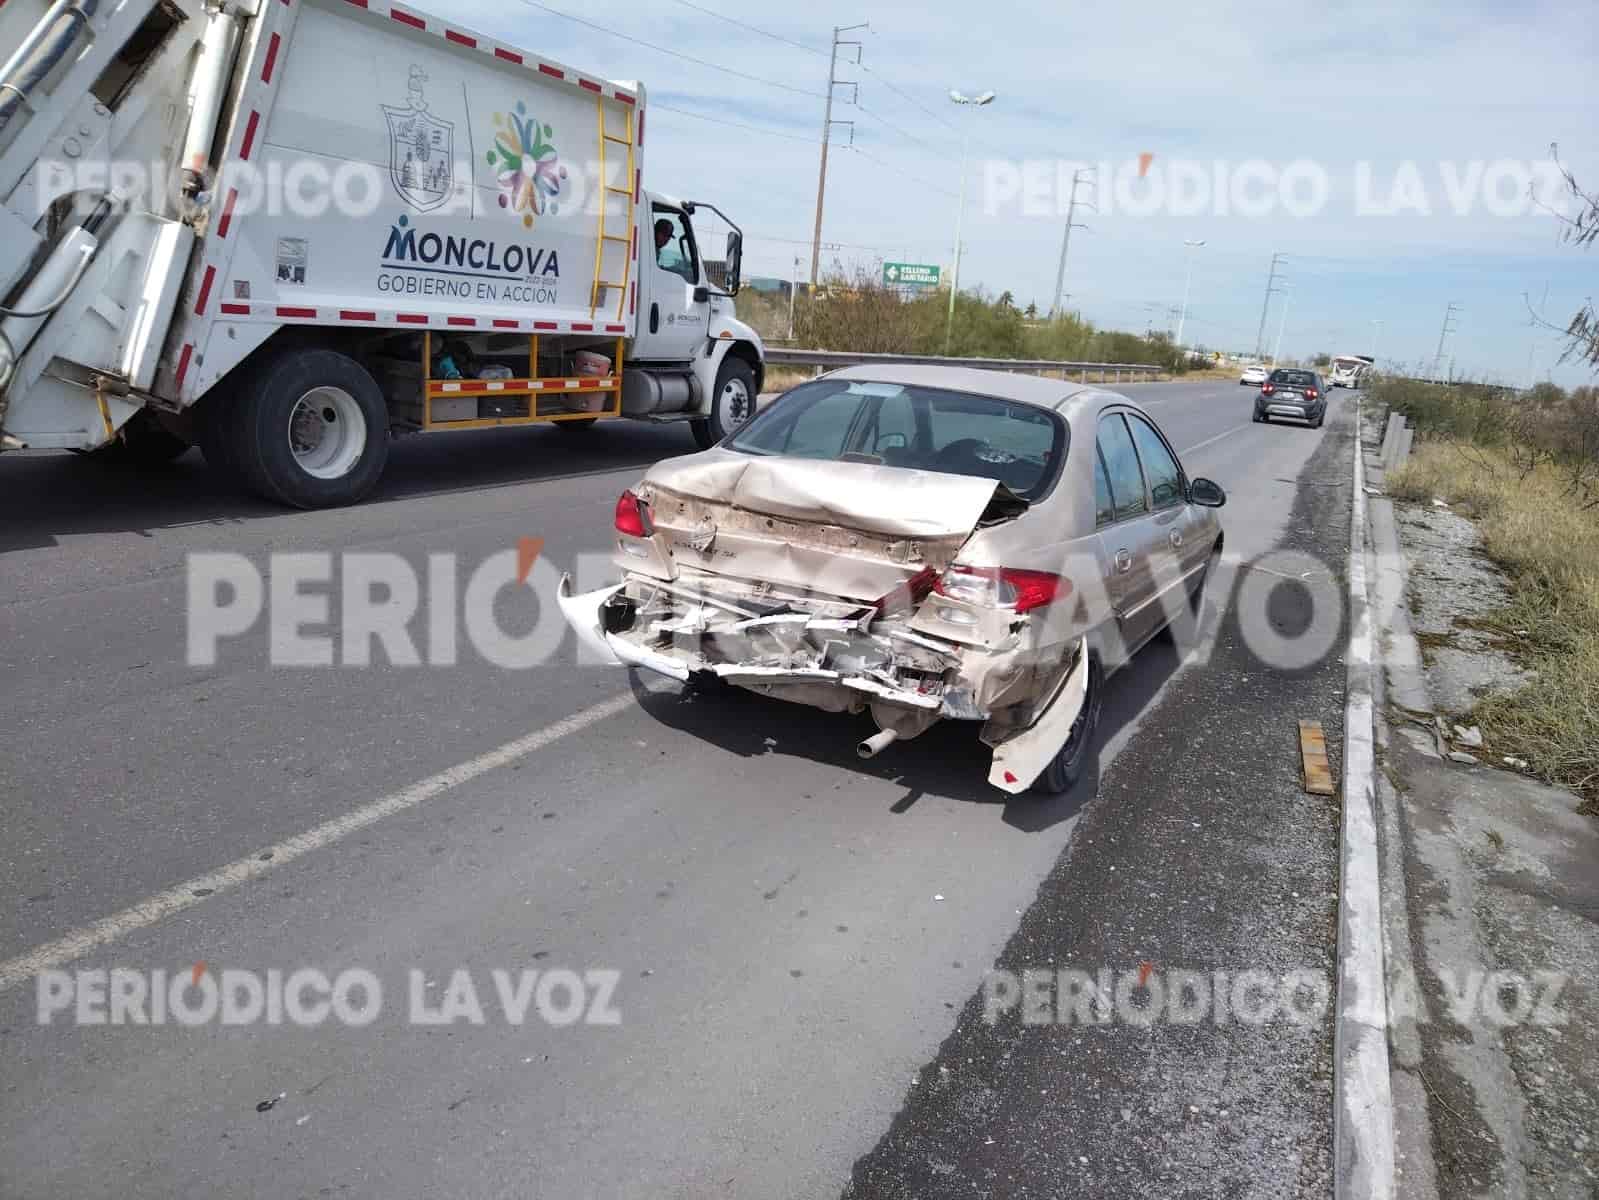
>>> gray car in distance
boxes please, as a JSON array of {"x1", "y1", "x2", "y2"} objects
[
  {"x1": 1254, "y1": 367, "x2": 1330, "y2": 427},
  {"x1": 560, "y1": 366, "x2": 1226, "y2": 796}
]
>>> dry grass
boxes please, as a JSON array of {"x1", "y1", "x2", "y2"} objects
[{"x1": 1389, "y1": 442, "x2": 1599, "y2": 806}]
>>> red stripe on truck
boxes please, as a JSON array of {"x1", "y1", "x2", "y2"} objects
[
  {"x1": 578, "y1": 78, "x2": 601, "y2": 93},
  {"x1": 340, "y1": 310, "x2": 376, "y2": 321},
  {"x1": 445, "y1": 29, "x2": 475, "y2": 46},
  {"x1": 239, "y1": 111, "x2": 260, "y2": 161},
  {"x1": 637, "y1": 109, "x2": 644, "y2": 146},
  {"x1": 221, "y1": 303, "x2": 250, "y2": 315},
  {"x1": 492, "y1": 319, "x2": 520, "y2": 329},
  {"x1": 277, "y1": 306, "x2": 317, "y2": 318},
  {"x1": 446, "y1": 316, "x2": 476, "y2": 326},
  {"x1": 194, "y1": 266, "x2": 216, "y2": 315},
  {"x1": 533, "y1": 321, "x2": 558, "y2": 330},
  {"x1": 397, "y1": 313, "x2": 429, "y2": 324},
  {"x1": 615, "y1": 93, "x2": 635, "y2": 106},
  {"x1": 494, "y1": 48, "x2": 523, "y2": 64},
  {"x1": 538, "y1": 63, "x2": 563, "y2": 79},
  {"x1": 261, "y1": 34, "x2": 281, "y2": 83},
  {"x1": 570, "y1": 322, "x2": 592, "y2": 332},
  {"x1": 175, "y1": 343, "x2": 194, "y2": 388},
  {"x1": 390, "y1": 8, "x2": 424, "y2": 29},
  {"x1": 217, "y1": 189, "x2": 238, "y2": 238}
]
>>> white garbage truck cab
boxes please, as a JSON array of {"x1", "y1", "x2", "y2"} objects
[{"x1": 0, "y1": 0, "x2": 764, "y2": 506}]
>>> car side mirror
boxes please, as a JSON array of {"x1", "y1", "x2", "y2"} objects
[
  {"x1": 693, "y1": 286, "x2": 710, "y2": 303},
  {"x1": 1190, "y1": 477, "x2": 1226, "y2": 507}
]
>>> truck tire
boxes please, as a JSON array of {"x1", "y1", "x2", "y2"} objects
[
  {"x1": 691, "y1": 357, "x2": 756, "y2": 449},
  {"x1": 231, "y1": 349, "x2": 389, "y2": 508}
]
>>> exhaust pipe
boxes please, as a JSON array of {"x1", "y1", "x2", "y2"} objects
[{"x1": 857, "y1": 728, "x2": 899, "y2": 759}]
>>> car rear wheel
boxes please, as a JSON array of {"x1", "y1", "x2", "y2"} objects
[{"x1": 1033, "y1": 657, "x2": 1102, "y2": 795}]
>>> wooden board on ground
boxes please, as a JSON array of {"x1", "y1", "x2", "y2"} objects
[{"x1": 1299, "y1": 719, "x2": 1336, "y2": 795}]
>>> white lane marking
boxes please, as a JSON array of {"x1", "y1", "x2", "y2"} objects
[
  {"x1": 0, "y1": 691, "x2": 636, "y2": 993},
  {"x1": 1333, "y1": 399, "x2": 1397, "y2": 1198},
  {"x1": 1180, "y1": 422, "x2": 1254, "y2": 456}
]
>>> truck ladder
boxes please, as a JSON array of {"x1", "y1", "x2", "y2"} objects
[{"x1": 589, "y1": 94, "x2": 635, "y2": 322}]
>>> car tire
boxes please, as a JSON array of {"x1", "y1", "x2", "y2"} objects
[
  {"x1": 692, "y1": 357, "x2": 757, "y2": 450},
  {"x1": 230, "y1": 349, "x2": 390, "y2": 508},
  {"x1": 1253, "y1": 411, "x2": 1266, "y2": 423},
  {"x1": 1033, "y1": 656, "x2": 1102, "y2": 795}
]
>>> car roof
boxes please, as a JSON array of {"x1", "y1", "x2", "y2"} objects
[{"x1": 824, "y1": 363, "x2": 1113, "y2": 414}]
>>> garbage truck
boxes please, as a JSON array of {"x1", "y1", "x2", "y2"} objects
[{"x1": 0, "y1": 0, "x2": 765, "y2": 506}]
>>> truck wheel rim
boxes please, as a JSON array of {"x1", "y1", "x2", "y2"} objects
[
  {"x1": 288, "y1": 387, "x2": 366, "y2": 480},
  {"x1": 719, "y1": 377, "x2": 751, "y2": 428}
]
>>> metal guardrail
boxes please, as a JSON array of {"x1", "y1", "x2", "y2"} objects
[{"x1": 763, "y1": 348, "x2": 1164, "y2": 385}]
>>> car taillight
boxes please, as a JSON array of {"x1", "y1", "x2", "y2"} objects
[
  {"x1": 933, "y1": 564, "x2": 1068, "y2": 614},
  {"x1": 614, "y1": 489, "x2": 654, "y2": 538},
  {"x1": 1304, "y1": 387, "x2": 1318, "y2": 399},
  {"x1": 1262, "y1": 383, "x2": 1274, "y2": 394},
  {"x1": 872, "y1": 564, "x2": 940, "y2": 616}
]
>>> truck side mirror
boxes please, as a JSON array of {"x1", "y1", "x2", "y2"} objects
[{"x1": 724, "y1": 231, "x2": 742, "y2": 296}]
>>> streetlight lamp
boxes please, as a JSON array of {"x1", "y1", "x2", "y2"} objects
[
  {"x1": 1174, "y1": 238, "x2": 1205, "y2": 348},
  {"x1": 945, "y1": 88, "x2": 995, "y2": 353}
]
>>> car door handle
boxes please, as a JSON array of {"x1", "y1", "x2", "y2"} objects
[{"x1": 1114, "y1": 549, "x2": 1133, "y2": 573}]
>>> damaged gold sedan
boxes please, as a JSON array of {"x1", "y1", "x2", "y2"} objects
[{"x1": 559, "y1": 366, "x2": 1226, "y2": 795}]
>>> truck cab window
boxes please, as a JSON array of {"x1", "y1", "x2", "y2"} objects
[{"x1": 652, "y1": 210, "x2": 697, "y2": 283}]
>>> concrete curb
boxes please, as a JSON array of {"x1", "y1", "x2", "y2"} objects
[{"x1": 1332, "y1": 398, "x2": 1398, "y2": 1199}]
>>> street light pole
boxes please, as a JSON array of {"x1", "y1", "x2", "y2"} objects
[
  {"x1": 1271, "y1": 286, "x2": 1292, "y2": 366},
  {"x1": 1175, "y1": 238, "x2": 1205, "y2": 347},
  {"x1": 945, "y1": 89, "x2": 994, "y2": 354}
]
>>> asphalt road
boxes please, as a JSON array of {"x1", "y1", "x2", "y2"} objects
[{"x1": 0, "y1": 378, "x2": 1352, "y2": 1198}]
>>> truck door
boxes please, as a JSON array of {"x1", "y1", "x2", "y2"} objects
[{"x1": 633, "y1": 203, "x2": 711, "y2": 362}]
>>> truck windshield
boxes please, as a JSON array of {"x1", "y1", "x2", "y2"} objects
[{"x1": 726, "y1": 379, "x2": 1065, "y2": 500}]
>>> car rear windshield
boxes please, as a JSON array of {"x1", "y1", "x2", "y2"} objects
[
  {"x1": 726, "y1": 379, "x2": 1066, "y2": 501},
  {"x1": 1270, "y1": 369, "x2": 1316, "y2": 385}
]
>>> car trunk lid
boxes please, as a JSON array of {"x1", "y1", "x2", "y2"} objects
[{"x1": 638, "y1": 454, "x2": 1014, "y2": 602}]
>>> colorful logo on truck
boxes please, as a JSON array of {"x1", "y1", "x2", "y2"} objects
[
  {"x1": 382, "y1": 65, "x2": 455, "y2": 213},
  {"x1": 487, "y1": 101, "x2": 565, "y2": 229}
]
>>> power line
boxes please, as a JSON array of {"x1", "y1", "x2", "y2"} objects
[
  {"x1": 853, "y1": 102, "x2": 941, "y2": 155},
  {"x1": 666, "y1": 0, "x2": 828, "y2": 56},
  {"x1": 652, "y1": 103, "x2": 822, "y2": 144},
  {"x1": 858, "y1": 63, "x2": 957, "y2": 131},
  {"x1": 512, "y1": 0, "x2": 826, "y2": 99},
  {"x1": 845, "y1": 145, "x2": 958, "y2": 200}
]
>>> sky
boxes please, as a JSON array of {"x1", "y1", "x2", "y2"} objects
[{"x1": 428, "y1": 0, "x2": 1597, "y2": 384}]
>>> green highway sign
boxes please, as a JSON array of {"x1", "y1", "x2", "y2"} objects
[{"x1": 882, "y1": 261, "x2": 941, "y2": 288}]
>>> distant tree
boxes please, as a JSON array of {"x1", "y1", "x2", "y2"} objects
[
  {"x1": 997, "y1": 290, "x2": 1016, "y2": 310},
  {"x1": 1024, "y1": 301, "x2": 1038, "y2": 320},
  {"x1": 1312, "y1": 352, "x2": 1332, "y2": 367}
]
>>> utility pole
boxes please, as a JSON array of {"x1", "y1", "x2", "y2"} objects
[
  {"x1": 1254, "y1": 252, "x2": 1287, "y2": 359},
  {"x1": 1050, "y1": 169, "x2": 1095, "y2": 319},
  {"x1": 788, "y1": 256, "x2": 799, "y2": 341},
  {"x1": 1430, "y1": 302, "x2": 1460, "y2": 381},
  {"x1": 809, "y1": 23, "x2": 866, "y2": 288}
]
